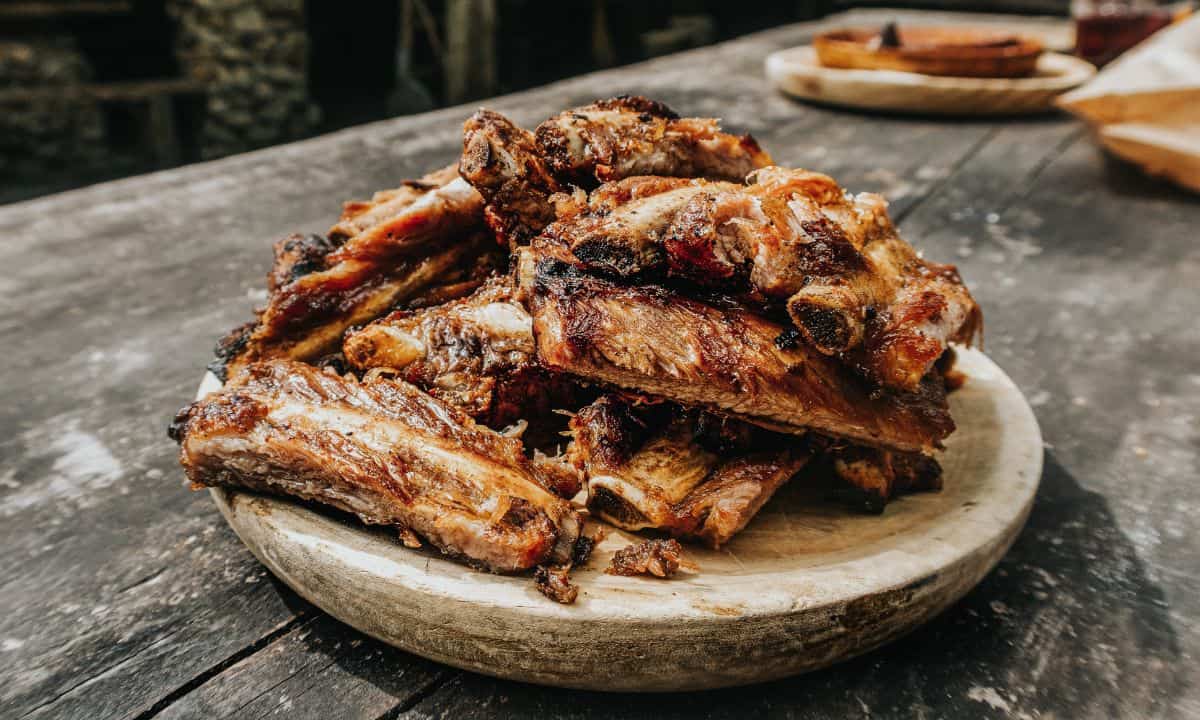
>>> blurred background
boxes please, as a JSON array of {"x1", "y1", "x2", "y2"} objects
[{"x1": 0, "y1": 0, "x2": 1075, "y2": 205}]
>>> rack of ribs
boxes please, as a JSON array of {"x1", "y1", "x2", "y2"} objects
[
  {"x1": 342, "y1": 277, "x2": 585, "y2": 432},
  {"x1": 568, "y1": 395, "x2": 810, "y2": 547},
  {"x1": 536, "y1": 167, "x2": 981, "y2": 391},
  {"x1": 518, "y1": 245, "x2": 955, "y2": 454},
  {"x1": 212, "y1": 166, "x2": 497, "y2": 381},
  {"x1": 170, "y1": 94, "x2": 985, "y2": 597},
  {"x1": 460, "y1": 96, "x2": 772, "y2": 247},
  {"x1": 170, "y1": 360, "x2": 582, "y2": 573}
]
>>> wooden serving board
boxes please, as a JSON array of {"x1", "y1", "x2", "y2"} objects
[
  {"x1": 766, "y1": 46, "x2": 1095, "y2": 115},
  {"x1": 202, "y1": 347, "x2": 1042, "y2": 691}
]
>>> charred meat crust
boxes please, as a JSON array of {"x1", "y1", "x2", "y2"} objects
[
  {"x1": 328, "y1": 164, "x2": 462, "y2": 241},
  {"x1": 208, "y1": 320, "x2": 257, "y2": 382},
  {"x1": 568, "y1": 394, "x2": 776, "y2": 469},
  {"x1": 592, "y1": 95, "x2": 681, "y2": 120},
  {"x1": 173, "y1": 360, "x2": 582, "y2": 573},
  {"x1": 212, "y1": 168, "x2": 489, "y2": 380},
  {"x1": 541, "y1": 177, "x2": 733, "y2": 279},
  {"x1": 461, "y1": 97, "x2": 771, "y2": 248},
  {"x1": 268, "y1": 233, "x2": 344, "y2": 292},
  {"x1": 535, "y1": 166, "x2": 980, "y2": 392},
  {"x1": 213, "y1": 234, "x2": 496, "y2": 381}
]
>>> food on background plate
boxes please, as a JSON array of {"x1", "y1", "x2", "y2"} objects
[
  {"x1": 171, "y1": 95, "x2": 981, "y2": 602},
  {"x1": 814, "y1": 22, "x2": 1044, "y2": 78}
]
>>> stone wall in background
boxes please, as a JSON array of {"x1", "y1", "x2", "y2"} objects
[
  {"x1": 168, "y1": 0, "x2": 320, "y2": 159},
  {"x1": 0, "y1": 39, "x2": 108, "y2": 183}
]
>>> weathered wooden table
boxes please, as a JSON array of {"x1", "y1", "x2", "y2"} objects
[{"x1": 3, "y1": 9, "x2": 1196, "y2": 719}]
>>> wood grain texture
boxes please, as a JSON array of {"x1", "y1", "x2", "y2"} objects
[{"x1": 0, "y1": 7, "x2": 1196, "y2": 719}]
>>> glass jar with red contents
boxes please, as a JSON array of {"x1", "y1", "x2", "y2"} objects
[{"x1": 1072, "y1": 0, "x2": 1176, "y2": 66}]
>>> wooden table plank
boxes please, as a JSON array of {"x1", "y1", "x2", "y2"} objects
[{"x1": 1, "y1": 7, "x2": 1195, "y2": 720}]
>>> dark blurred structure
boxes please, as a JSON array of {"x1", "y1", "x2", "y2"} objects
[{"x1": 0, "y1": 0, "x2": 1069, "y2": 204}]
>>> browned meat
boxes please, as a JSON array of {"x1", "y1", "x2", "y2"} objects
[
  {"x1": 534, "y1": 96, "x2": 771, "y2": 185},
  {"x1": 342, "y1": 278, "x2": 585, "y2": 432},
  {"x1": 212, "y1": 167, "x2": 493, "y2": 381},
  {"x1": 536, "y1": 167, "x2": 980, "y2": 390},
  {"x1": 215, "y1": 237, "x2": 500, "y2": 380},
  {"x1": 323, "y1": 172, "x2": 484, "y2": 264},
  {"x1": 266, "y1": 233, "x2": 341, "y2": 293},
  {"x1": 460, "y1": 96, "x2": 772, "y2": 247},
  {"x1": 607, "y1": 539, "x2": 687, "y2": 578},
  {"x1": 520, "y1": 248, "x2": 955, "y2": 454},
  {"x1": 171, "y1": 360, "x2": 582, "y2": 573},
  {"x1": 460, "y1": 110, "x2": 564, "y2": 247},
  {"x1": 827, "y1": 445, "x2": 943, "y2": 513},
  {"x1": 569, "y1": 395, "x2": 809, "y2": 547},
  {"x1": 534, "y1": 564, "x2": 579, "y2": 603}
]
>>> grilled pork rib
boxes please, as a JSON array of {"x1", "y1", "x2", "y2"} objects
[
  {"x1": 520, "y1": 248, "x2": 954, "y2": 454},
  {"x1": 174, "y1": 97, "x2": 980, "y2": 592},
  {"x1": 461, "y1": 110, "x2": 564, "y2": 247},
  {"x1": 607, "y1": 539, "x2": 688, "y2": 578},
  {"x1": 534, "y1": 96, "x2": 771, "y2": 185},
  {"x1": 171, "y1": 361, "x2": 582, "y2": 573},
  {"x1": 213, "y1": 168, "x2": 494, "y2": 380},
  {"x1": 343, "y1": 278, "x2": 582, "y2": 430},
  {"x1": 569, "y1": 395, "x2": 809, "y2": 547},
  {"x1": 460, "y1": 96, "x2": 771, "y2": 247},
  {"x1": 328, "y1": 164, "x2": 462, "y2": 241},
  {"x1": 324, "y1": 171, "x2": 484, "y2": 263},
  {"x1": 538, "y1": 167, "x2": 980, "y2": 391}
]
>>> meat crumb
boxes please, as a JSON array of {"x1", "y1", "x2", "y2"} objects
[
  {"x1": 397, "y1": 527, "x2": 422, "y2": 549},
  {"x1": 607, "y1": 539, "x2": 687, "y2": 578},
  {"x1": 534, "y1": 565, "x2": 579, "y2": 604}
]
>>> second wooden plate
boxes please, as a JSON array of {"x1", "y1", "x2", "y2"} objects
[{"x1": 766, "y1": 46, "x2": 1095, "y2": 115}]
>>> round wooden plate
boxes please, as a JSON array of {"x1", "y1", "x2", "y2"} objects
[
  {"x1": 766, "y1": 46, "x2": 1095, "y2": 115},
  {"x1": 201, "y1": 347, "x2": 1042, "y2": 691}
]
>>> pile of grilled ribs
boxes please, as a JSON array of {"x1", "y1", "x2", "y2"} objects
[{"x1": 170, "y1": 96, "x2": 981, "y2": 603}]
